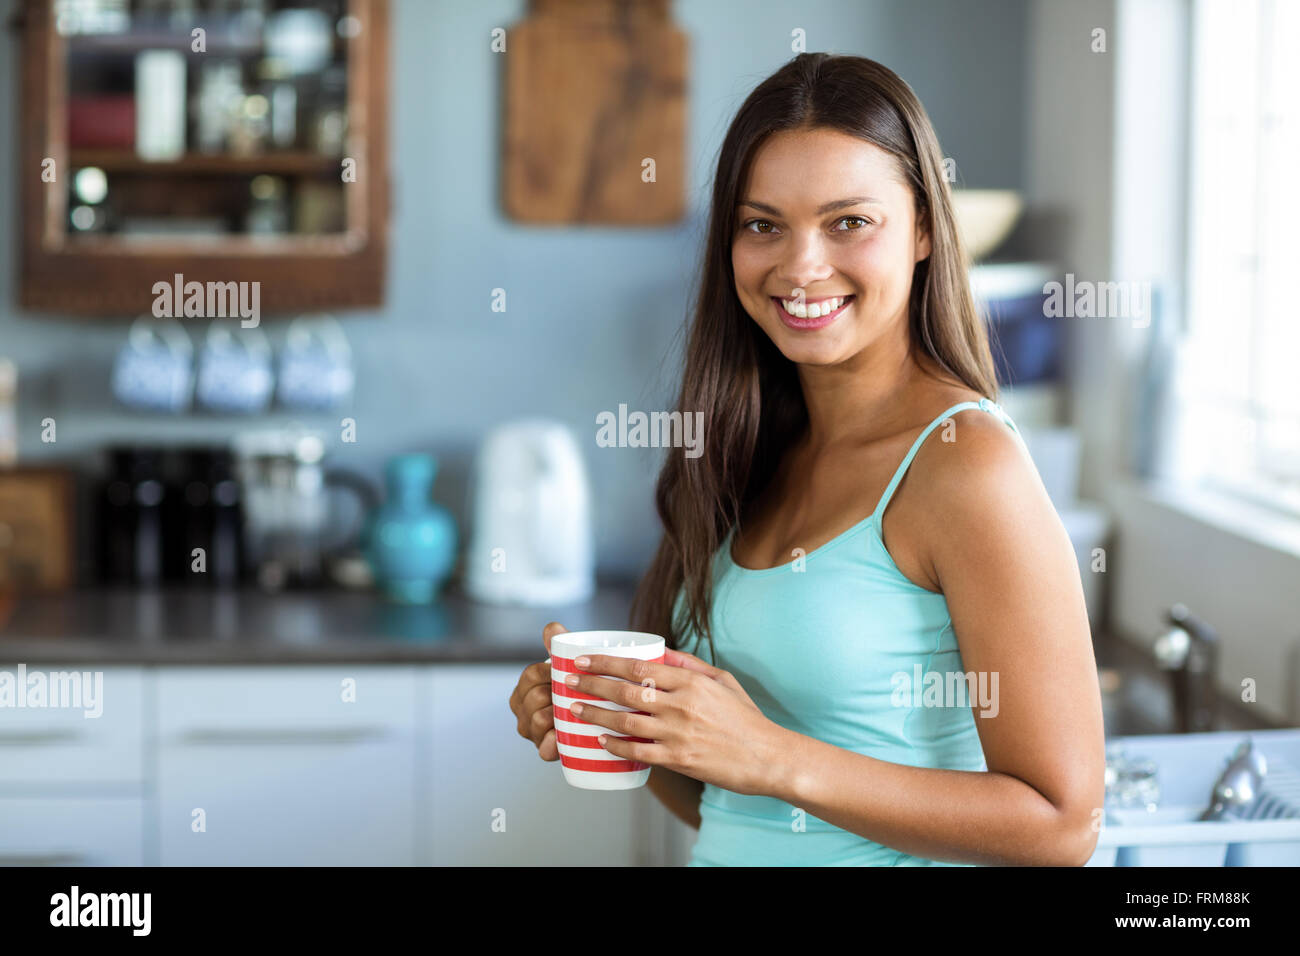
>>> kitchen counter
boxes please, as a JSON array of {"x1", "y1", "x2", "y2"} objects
[
  {"x1": 0, "y1": 585, "x2": 1282, "y2": 734},
  {"x1": 0, "y1": 583, "x2": 637, "y2": 665}
]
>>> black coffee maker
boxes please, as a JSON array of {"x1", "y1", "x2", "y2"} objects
[{"x1": 96, "y1": 445, "x2": 244, "y2": 588}]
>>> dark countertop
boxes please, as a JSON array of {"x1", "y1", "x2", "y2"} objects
[
  {"x1": 0, "y1": 585, "x2": 1283, "y2": 734},
  {"x1": 0, "y1": 583, "x2": 637, "y2": 665}
]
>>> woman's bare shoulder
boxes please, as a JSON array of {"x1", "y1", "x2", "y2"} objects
[
  {"x1": 912, "y1": 386, "x2": 1028, "y2": 479},
  {"x1": 894, "y1": 381, "x2": 1035, "y2": 515}
]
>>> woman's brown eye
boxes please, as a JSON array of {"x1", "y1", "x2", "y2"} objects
[
  {"x1": 838, "y1": 216, "x2": 870, "y2": 230},
  {"x1": 745, "y1": 220, "x2": 774, "y2": 234}
]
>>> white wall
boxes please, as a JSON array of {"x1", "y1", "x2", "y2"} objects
[
  {"x1": 1024, "y1": 0, "x2": 1300, "y2": 725},
  {"x1": 1023, "y1": 0, "x2": 1117, "y2": 486}
]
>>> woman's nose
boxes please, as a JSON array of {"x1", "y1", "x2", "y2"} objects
[{"x1": 776, "y1": 234, "x2": 833, "y2": 290}]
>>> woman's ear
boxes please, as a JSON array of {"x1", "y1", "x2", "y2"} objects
[{"x1": 915, "y1": 213, "x2": 932, "y2": 264}]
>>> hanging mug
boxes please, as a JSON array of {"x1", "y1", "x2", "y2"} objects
[
  {"x1": 111, "y1": 315, "x2": 194, "y2": 413},
  {"x1": 195, "y1": 322, "x2": 274, "y2": 414},
  {"x1": 276, "y1": 315, "x2": 355, "y2": 411}
]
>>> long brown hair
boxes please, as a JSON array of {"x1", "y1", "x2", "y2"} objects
[{"x1": 629, "y1": 53, "x2": 999, "y2": 663}]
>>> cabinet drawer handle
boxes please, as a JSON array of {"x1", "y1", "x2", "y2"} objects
[
  {"x1": 0, "y1": 852, "x2": 87, "y2": 866},
  {"x1": 177, "y1": 727, "x2": 388, "y2": 745},
  {"x1": 0, "y1": 729, "x2": 83, "y2": 745}
]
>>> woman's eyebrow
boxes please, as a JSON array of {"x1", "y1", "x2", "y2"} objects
[{"x1": 738, "y1": 197, "x2": 883, "y2": 215}]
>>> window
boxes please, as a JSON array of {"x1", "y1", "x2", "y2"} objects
[{"x1": 1182, "y1": 0, "x2": 1300, "y2": 514}]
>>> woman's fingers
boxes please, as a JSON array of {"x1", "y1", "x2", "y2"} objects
[
  {"x1": 523, "y1": 659, "x2": 551, "y2": 688},
  {"x1": 538, "y1": 727, "x2": 558, "y2": 761},
  {"x1": 542, "y1": 621, "x2": 567, "y2": 656},
  {"x1": 509, "y1": 660, "x2": 550, "y2": 711},
  {"x1": 521, "y1": 684, "x2": 553, "y2": 738},
  {"x1": 664, "y1": 647, "x2": 751, "y2": 699},
  {"x1": 665, "y1": 647, "x2": 725, "y2": 678},
  {"x1": 567, "y1": 655, "x2": 689, "y2": 696},
  {"x1": 528, "y1": 703, "x2": 555, "y2": 746},
  {"x1": 509, "y1": 621, "x2": 569, "y2": 756},
  {"x1": 510, "y1": 662, "x2": 554, "y2": 738}
]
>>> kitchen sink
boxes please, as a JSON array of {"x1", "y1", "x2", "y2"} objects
[{"x1": 1095, "y1": 631, "x2": 1277, "y2": 738}]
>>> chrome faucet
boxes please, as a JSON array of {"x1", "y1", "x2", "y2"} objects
[{"x1": 1152, "y1": 604, "x2": 1219, "y2": 733}]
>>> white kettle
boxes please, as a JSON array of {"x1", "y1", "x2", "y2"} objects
[{"x1": 464, "y1": 419, "x2": 595, "y2": 605}]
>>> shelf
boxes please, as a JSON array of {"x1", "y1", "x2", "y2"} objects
[
  {"x1": 66, "y1": 30, "x2": 263, "y2": 56},
  {"x1": 22, "y1": 0, "x2": 389, "y2": 316},
  {"x1": 68, "y1": 149, "x2": 342, "y2": 176},
  {"x1": 62, "y1": 231, "x2": 362, "y2": 256}
]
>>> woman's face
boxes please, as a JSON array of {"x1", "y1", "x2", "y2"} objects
[{"x1": 731, "y1": 127, "x2": 931, "y2": 367}]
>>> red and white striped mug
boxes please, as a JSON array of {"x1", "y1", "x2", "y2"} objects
[{"x1": 549, "y1": 630, "x2": 665, "y2": 790}]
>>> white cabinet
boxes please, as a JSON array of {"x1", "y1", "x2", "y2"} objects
[
  {"x1": 0, "y1": 667, "x2": 143, "y2": 785},
  {"x1": 154, "y1": 667, "x2": 416, "y2": 866},
  {"x1": 0, "y1": 662, "x2": 696, "y2": 866},
  {"x1": 0, "y1": 667, "x2": 145, "y2": 866},
  {"x1": 424, "y1": 665, "x2": 694, "y2": 865},
  {"x1": 0, "y1": 798, "x2": 143, "y2": 866}
]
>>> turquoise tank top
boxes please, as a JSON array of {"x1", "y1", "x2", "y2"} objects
[{"x1": 673, "y1": 398, "x2": 1023, "y2": 866}]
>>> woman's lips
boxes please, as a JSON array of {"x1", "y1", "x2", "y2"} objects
[{"x1": 771, "y1": 295, "x2": 854, "y2": 330}]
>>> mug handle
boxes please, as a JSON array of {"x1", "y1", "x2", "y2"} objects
[
  {"x1": 203, "y1": 321, "x2": 273, "y2": 360},
  {"x1": 285, "y1": 315, "x2": 352, "y2": 362},
  {"x1": 320, "y1": 468, "x2": 381, "y2": 555},
  {"x1": 129, "y1": 314, "x2": 193, "y2": 358}
]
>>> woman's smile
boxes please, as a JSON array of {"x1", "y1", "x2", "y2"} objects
[{"x1": 771, "y1": 293, "x2": 855, "y2": 330}]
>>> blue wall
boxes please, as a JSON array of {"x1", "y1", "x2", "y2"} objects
[{"x1": 0, "y1": 0, "x2": 1028, "y2": 579}]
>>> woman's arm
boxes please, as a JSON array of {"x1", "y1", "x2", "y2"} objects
[
  {"x1": 648, "y1": 766, "x2": 703, "y2": 829},
  {"x1": 760, "y1": 413, "x2": 1106, "y2": 865}
]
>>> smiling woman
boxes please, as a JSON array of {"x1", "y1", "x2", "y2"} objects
[{"x1": 510, "y1": 52, "x2": 1105, "y2": 867}]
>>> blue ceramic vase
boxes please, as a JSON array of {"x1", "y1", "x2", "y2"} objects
[{"x1": 366, "y1": 454, "x2": 457, "y2": 604}]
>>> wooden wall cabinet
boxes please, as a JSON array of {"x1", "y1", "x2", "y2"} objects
[{"x1": 16, "y1": 0, "x2": 390, "y2": 316}]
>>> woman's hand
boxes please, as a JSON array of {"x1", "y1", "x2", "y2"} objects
[
  {"x1": 562, "y1": 647, "x2": 791, "y2": 795},
  {"x1": 508, "y1": 622, "x2": 568, "y2": 761}
]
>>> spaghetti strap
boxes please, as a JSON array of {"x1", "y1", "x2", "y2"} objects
[{"x1": 869, "y1": 398, "x2": 1019, "y2": 528}]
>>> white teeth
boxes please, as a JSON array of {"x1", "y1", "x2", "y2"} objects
[{"x1": 781, "y1": 295, "x2": 845, "y2": 318}]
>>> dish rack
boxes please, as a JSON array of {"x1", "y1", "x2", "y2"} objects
[{"x1": 1088, "y1": 727, "x2": 1300, "y2": 866}]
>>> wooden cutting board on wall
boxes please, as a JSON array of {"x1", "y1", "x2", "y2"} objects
[{"x1": 504, "y1": 0, "x2": 687, "y2": 224}]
